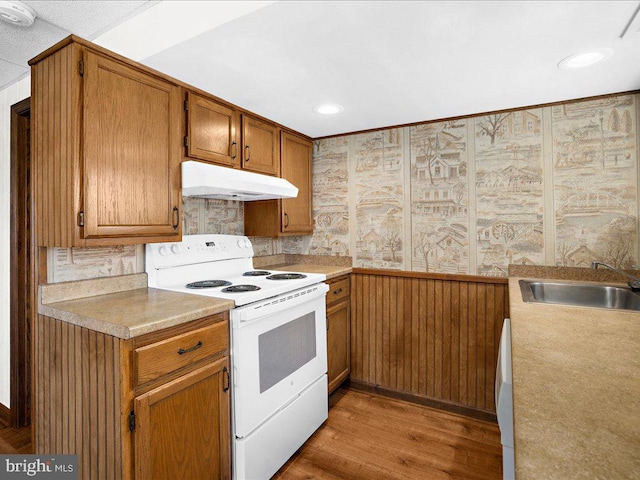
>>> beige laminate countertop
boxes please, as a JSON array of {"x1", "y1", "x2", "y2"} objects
[
  {"x1": 508, "y1": 276, "x2": 640, "y2": 479},
  {"x1": 268, "y1": 263, "x2": 352, "y2": 280},
  {"x1": 38, "y1": 274, "x2": 234, "y2": 339}
]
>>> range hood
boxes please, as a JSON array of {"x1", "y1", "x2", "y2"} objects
[{"x1": 181, "y1": 161, "x2": 298, "y2": 201}]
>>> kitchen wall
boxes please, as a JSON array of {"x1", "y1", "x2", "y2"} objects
[
  {"x1": 3, "y1": 88, "x2": 638, "y2": 407},
  {"x1": 304, "y1": 93, "x2": 640, "y2": 275}
]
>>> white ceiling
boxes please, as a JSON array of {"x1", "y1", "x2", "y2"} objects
[
  {"x1": 0, "y1": 0, "x2": 158, "y2": 90},
  {"x1": 3, "y1": 1, "x2": 640, "y2": 138}
]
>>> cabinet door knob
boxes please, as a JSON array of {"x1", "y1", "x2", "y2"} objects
[
  {"x1": 284, "y1": 213, "x2": 290, "y2": 228},
  {"x1": 172, "y1": 206, "x2": 179, "y2": 230},
  {"x1": 231, "y1": 141, "x2": 238, "y2": 160},
  {"x1": 245, "y1": 145, "x2": 250, "y2": 162}
]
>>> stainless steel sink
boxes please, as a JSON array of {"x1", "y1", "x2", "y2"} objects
[{"x1": 519, "y1": 280, "x2": 640, "y2": 311}]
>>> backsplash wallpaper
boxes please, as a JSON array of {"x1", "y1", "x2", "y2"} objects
[{"x1": 49, "y1": 93, "x2": 639, "y2": 281}]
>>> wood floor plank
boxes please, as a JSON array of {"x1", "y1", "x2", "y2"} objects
[
  {"x1": 0, "y1": 424, "x2": 32, "y2": 454},
  {"x1": 273, "y1": 388, "x2": 502, "y2": 480}
]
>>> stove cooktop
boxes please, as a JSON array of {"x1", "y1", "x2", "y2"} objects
[{"x1": 146, "y1": 234, "x2": 327, "y2": 306}]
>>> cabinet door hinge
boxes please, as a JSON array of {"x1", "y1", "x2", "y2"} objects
[
  {"x1": 184, "y1": 136, "x2": 189, "y2": 147},
  {"x1": 78, "y1": 60, "x2": 84, "y2": 77},
  {"x1": 77, "y1": 211, "x2": 84, "y2": 227},
  {"x1": 128, "y1": 411, "x2": 136, "y2": 432},
  {"x1": 184, "y1": 99, "x2": 189, "y2": 111}
]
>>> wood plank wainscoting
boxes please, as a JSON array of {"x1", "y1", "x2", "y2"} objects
[
  {"x1": 35, "y1": 315, "x2": 125, "y2": 479},
  {"x1": 350, "y1": 269, "x2": 509, "y2": 420}
]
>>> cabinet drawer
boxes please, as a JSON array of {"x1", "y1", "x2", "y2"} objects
[
  {"x1": 327, "y1": 276, "x2": 350, "y2": 306},
  {"x1": 134, "y1": 320, "x2": 229, "y2": 386}
]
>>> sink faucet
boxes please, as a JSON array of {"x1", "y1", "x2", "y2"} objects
[{"x1": 591, "y1": 261, "x2": 640, "y2": 291}]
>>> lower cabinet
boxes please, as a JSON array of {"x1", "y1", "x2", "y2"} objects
[
  {"x1": 134, "y1": 358, "x2": 230, "y2": 480},
  {"x1": 326, "y1": 275, "x2": 351, "y2": 393},
  {"x1": 34, "y1": 312, "x2": 231, "y2": 480}
]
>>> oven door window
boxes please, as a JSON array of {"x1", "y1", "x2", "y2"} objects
[{"x1": 259, "y1": 312, "x2": 316, "y2": 393}]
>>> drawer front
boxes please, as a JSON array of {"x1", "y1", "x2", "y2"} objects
[
  {"x1": 326, "y1": 276, "x2": 350, "y2": 306},
  {"x1": 134, "y1": 320, "x2": 229, "y2": 386}
]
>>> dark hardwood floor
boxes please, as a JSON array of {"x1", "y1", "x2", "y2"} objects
[
  {"x1": 0, "y1": 422, "x2": 31, "y2": 454},
  {"x1": 273, "y1": 388, "x2": 503, "y2": 480}
]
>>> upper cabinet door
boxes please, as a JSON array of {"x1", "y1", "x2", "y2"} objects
[
  {"x1": 186, "y1": 91, "x2": 239, "y2": 167},
  {"x1": 241, "y1": 114, "x2": 280, "y2": 176},
  {"x1": 83, "y1": 50, "x2": 181, "y2": 239},
  {"x1": 281, "y1": 131, "x2": 313, "y2": 234}
]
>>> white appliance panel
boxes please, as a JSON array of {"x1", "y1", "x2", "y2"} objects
[
  {"x1": 233, "y1": 375, "x2": 327, "y2": 480},
  {"x1": 231, "y1": 286, "x2": 328, "y2": 438},
  {"x1": 496, "y1": 318, "x2": 514, "y2": 480}
]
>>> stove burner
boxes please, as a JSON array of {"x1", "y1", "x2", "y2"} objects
[
  {"x1": 243, "y1": 270, "x2": 271, "y2": 277},
  {"x1": 186, "y1": 280, "x2": 232, "y2": 289},
  {"x1": 222, "y1": 284, "x2": 261, "y2": 293},
  {"x1": 266, "y1": 273, "x2": 307, "y2": 280}
]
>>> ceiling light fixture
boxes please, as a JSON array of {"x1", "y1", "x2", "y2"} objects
[
  {"x1": 313, "y1": 104, "x2": 344, "y2": 115},
  {"x1": 558, "y1": 48, "x2": 613, "y2": 69},
  {"x1": 0, "y1": 0, "x2": 36, "y2": 27}
]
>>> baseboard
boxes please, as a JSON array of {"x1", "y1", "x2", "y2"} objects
[
  {"x1": 347, "y1": 379, "x2": 498, "y2": 424},
  {"x1": 0, "y1": 402, "x2": 10, "y2": 427}
]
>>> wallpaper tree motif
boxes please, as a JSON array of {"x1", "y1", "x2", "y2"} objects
[
  {"x1": 353, "y1": 129, "x2": 405, "y2": 269},
  {"x1": 475, "y1": 109, "x2": 544, "y2": 276},
  {"x1": 552, "y1": 95, "x2": 638, "y2": 269},
  {"x1": 308, "y1": 137, "x2": 350, "y2": 256}
]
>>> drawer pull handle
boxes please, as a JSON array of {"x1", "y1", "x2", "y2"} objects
[
  {"x1": 177, "y1": 341, "x2": 202, "y2": 355},
  {"x1": 223, "y1": 366, "x2": 230, "y2": 392},
  {"x1": 334, "y1": 288, "x2": 343, "y2": 295}
]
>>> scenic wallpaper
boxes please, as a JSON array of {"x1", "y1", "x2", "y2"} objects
[{"x1": 50, "y1": 93, "x2": 638, "y2": 281}]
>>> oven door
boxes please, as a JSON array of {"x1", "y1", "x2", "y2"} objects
[{"x1": 231, "y1": 283, "x2": 329, "y2": 438}]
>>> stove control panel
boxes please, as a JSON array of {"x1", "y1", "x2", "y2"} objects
[{"x1": 146, "y1": 234, "x2": 254, "y2": 269}]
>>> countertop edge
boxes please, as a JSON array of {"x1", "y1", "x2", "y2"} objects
[{"x1": 38, "y1": 289, "x2": 234, "y2": 340}]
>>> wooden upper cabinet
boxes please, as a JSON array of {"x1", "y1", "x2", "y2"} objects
[
  {"x1": 244, "y1": 131, "x2": 314, "y2": 237},
  {"x1": 281, "y1": 131, "x2": 313, "y2": 234},
  {"x1": 185, "y1": 91, "x2": 239, "y2": 167},
  {"x1": 241, "y1": 114, "x2": 280, "y2": 176},
  {"x1": 29, "y1": 38, "x2": 182, "y2": 247},
  {"x1": 83, "y1": 51, "x2": 181, "y2": 240}
]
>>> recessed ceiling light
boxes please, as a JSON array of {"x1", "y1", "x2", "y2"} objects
[
  {"x1": 558, "y1": 48, "x2": 613, "y2": 69},
  {"x1": 313, "y1": 104, "x2": 344, "y2": 115},
  {"x1": 0, "y1": 1, "x2": 36, "y2": 27}
]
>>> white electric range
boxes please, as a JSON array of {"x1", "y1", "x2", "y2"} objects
[{"x1": 146, "y1": 234, "x2": 329, "y2": 480}]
